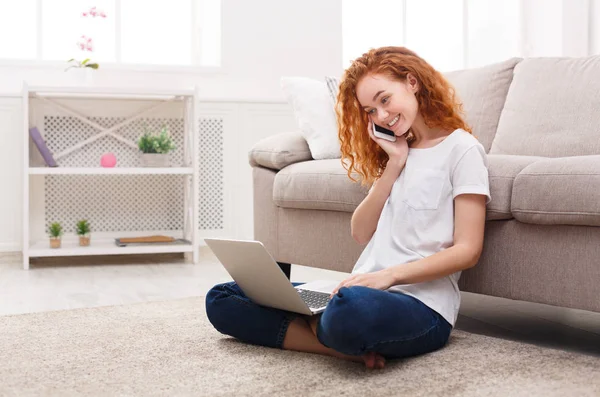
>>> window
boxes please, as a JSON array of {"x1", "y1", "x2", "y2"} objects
[
  {"x1": 0, "y1": 0, "x2": 221, "y2": 68},
  {"x1": 342, "y1": 0, "x2": 521, "y2": 71},
  {"x1": 467, "y1": 0, "x2": 520, "y2": 68},
  {"x1": 0, "y1": 0, "x2": 37, "y2": 60},
  {"x1": 405, "y1": 0, "x2": 464, "y2": 71},
  {"x1": 341, "y1": 0, "x2": 404, "y2": 67}
]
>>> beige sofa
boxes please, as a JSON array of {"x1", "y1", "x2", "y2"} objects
[{"x1": 249, "y1": 56, "x2": 600, "y2": 314}]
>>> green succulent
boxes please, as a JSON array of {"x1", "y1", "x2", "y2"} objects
[
  {"x1": 76, "y1": 220, "x2": 91, "y2": 236},
  {"x1": 48, "y1": 222, "x2": 63, "y2": 238},
  {"x1": 137, "y1": 124, "x2": 176, "y2": 154}
]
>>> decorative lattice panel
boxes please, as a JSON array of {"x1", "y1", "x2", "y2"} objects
[
  {"x1": 42, "y1": 115, "x2": 224, "y2": 233},
  {"x1": 44, "y1": 175, "x2": 184, "y2": 232},
  {"x1": 198, "y1": 118, "x2": 224, "y2": 230},
  {"x1": 43, "y1": 116, "x2": 185, "y2": 167}
]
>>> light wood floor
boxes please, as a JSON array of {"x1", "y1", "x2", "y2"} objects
[{"x1": 1, "y1": 246, "x2": 599, "y2": 358}]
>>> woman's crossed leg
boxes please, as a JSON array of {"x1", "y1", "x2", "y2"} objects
[{"x1": 205, "y1": 282, "x2": 451, "y2": 369}]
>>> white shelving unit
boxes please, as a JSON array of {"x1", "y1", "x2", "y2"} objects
[{"x1": 22, "y1": 83, "x2": 200, "y2": 269}]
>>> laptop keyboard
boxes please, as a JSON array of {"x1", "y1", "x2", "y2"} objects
[{"x1": 296, "y1": 289, "x2": 331, "y2": 309}]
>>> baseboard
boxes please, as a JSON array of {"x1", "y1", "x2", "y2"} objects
[{"x1": 0, "y1": 242, "x2": 20, "y2": 252}]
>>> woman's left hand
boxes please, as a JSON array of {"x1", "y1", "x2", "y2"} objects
[{"x1": 330, "y1": 269, "x2": 394, "y2": 298}]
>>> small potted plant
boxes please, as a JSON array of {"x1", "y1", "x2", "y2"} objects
[
  {"x1": 76, "y1": 219, "x2": 91, "y2": 247},
  {"x1": 137, "y1": 124, "x2": 176, "y2": 167},
  {"x1": 48, "y1": 222, "x2": 63, "y2": 249}
]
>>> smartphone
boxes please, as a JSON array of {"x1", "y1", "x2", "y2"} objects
[{"x1": 372, "y1": 122, "x2": 397, "y2": 142}]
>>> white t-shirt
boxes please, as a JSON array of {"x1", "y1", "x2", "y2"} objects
[{"x1": 351, "y1": 129, "x2": 491, "y2": 327}]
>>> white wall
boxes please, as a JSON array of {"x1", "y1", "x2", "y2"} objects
[
  {"x1": 522, "y1": 0, "x2": 594, "y2": 58},
  {"x1": 222, "y1": 0, "x2": 343, "y2": 82},
  {"x1": 591, "y1": 0, "x2": 600, "y2": 54},
  {"x1": 521, "y1": 0, "x2": 564, "y2": 57}
]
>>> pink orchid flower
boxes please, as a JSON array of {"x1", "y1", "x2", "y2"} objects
[
  {"x1": 76, "y1": 35, "x2": 94, "y2": 52},
  {"x1": 81, "y1": 6, "x2": 107, "y2": 18},
  {"x1": 86, "y1": 6, "x2": 107, "y2": 18}
]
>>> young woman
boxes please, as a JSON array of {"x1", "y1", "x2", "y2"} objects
[{"x1": 206, "y1": 46, "x2": 490, "y2": 370}]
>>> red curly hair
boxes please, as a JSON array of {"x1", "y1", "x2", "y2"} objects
[{"x1": 336, "y1": 46, "x2": 471, "y2": 186}]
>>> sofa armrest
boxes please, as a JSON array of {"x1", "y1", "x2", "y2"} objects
[
  {"x1": 249, "y1": 132, "x2": 313, "y2": 171},
  {"x1": 512, "y1": 155, "x2": 600, "y2": 226},
  {"x1": 486, "y1": 154, "x2": 545, "y2": 220}
]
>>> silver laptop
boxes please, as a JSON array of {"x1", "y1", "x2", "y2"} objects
[{"x1": 204, "y1": 238, "x2": 339, "y2": 315}]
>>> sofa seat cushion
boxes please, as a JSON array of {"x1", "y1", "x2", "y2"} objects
[
  {"x1": 273, "y1": 159, "x2": 368, "y2": 212},
  {"x1": 512, "y1": 156, "x2": 600, "y2": 226},
  {"x1": 486, "y1": 154, "x2": 545, "y2": 220},
  {"x1": 274, "y1": 155, "x2": 549, "y2": 218}
]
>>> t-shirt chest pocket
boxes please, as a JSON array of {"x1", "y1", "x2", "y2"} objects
[{"x1": 402, "y1": 168, "x2": 446, "y2": 210}]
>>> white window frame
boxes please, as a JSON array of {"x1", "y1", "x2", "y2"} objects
[
  {"x1": 343, "y1": 0, "x2": 469, "y2": 70},
  {"x1": 0, "y1": 0, "x2": 222, "y2": 75}
]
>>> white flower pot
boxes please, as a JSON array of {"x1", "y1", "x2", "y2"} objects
[
  {"x1": 140, "y1": 153, "x2": 170, "y2": 167},
  {"x1": 67, "y1": 67, "x2": 95, "y2": 86}
]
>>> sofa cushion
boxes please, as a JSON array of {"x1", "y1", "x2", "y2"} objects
[
  {"x1": 490, "y1": 55, "x2": 600, "y2": 157},
  {"x1": 249, "y1": 132, "x2": 312, "y2": 170},
  {"x1": 273, "y1": 159, "x2": 368, "y2": 212},
  {"x1": 486, "y1": 154, "x2": 545, "y2": 220},
  {"x1": 273, "y1": 155, "x2": 541, "y2": 221},
  {"x1": 512, "y1": 156, "x2": 600, "y2": 226},
  {"x1": 444, "y1": 58, "x2": 521, "y2": 153},
  {"x1": 280, "y1": 76, "x2": 341, "y2": 160}
]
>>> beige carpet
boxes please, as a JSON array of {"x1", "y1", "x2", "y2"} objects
[{"x1": 1, "y1": 297, "x2": 599, "y2": 397}]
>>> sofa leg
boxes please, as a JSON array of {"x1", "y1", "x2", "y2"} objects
[{"x1": 277, "y1": 261, "x2": 291, "y2": 280}]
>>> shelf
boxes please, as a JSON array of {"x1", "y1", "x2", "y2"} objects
[
  {"x1": 27, "y1": 85, "x2": 196, "y2": 99},
  {"x1": 28, "y1": 167, "x2": 194, "y2": 175},
  {"x1": 23, "y1": 81, "x2": 200, "y2": 268},
  {"x1": 28, "y1": 238, "x2": 194, "y2": 258}
]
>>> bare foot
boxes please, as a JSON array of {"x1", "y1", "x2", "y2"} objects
[
  {"x1": 305, "y1": 316, "x2": 385, "y2": 369},
  {"x1": 361, "y1": 351, "x2": 386, "y2": 369},
  {"x1": 332, "y1": 350, "x2": 386, "y2": 369}
]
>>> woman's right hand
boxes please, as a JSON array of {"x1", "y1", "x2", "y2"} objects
[{"x1": 367, "y1": 119, "x2": 409, "y2": 169}]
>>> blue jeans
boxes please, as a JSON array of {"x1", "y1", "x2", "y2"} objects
[{"x1": 205, "y1": 281, "x2": 452, "y2": 359}]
